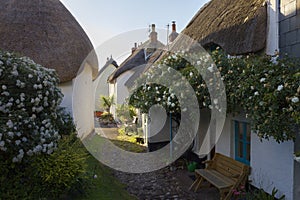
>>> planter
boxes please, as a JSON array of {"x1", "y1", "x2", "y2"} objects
[
  {"x1": 94, "y1": 111, "x2": 103, "y2": 117},
  {"x1": 187, "y1": 162, "x2": 197, "y2": 172}
]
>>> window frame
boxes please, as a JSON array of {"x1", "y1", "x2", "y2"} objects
[{"x1": 234, "y1": 120, "x2": 251, "y2": 166}]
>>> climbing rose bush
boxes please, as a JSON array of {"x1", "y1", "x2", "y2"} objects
[
  {"x1": 0, "y1": 51, "x2": 64, "y2": 163},
  {"x1": 130, "y1": 48, "x2": 300, "y2": 142}
]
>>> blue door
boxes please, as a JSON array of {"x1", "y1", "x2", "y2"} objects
[{"x1": 234, "y1": 121, "x2": 250, "y2": 165}]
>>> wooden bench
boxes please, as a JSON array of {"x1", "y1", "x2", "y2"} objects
[{"x1": 189, "y1": 153, "x2": 250, "y2": 200}]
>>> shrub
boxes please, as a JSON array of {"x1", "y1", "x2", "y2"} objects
[
  {"x1": 0, "y1": 51, "x2": 64, "y2": 163},
  {"x1": 0, "y1": 134, "x2": 89, "y2": 199},
  {"x1": 0, "y1": 51, "x2": 85, "y2": 199},
  {"x1": 31, "y1": 133, "x2": 89, "y2": 198}
]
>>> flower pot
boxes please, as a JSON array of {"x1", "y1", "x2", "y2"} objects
[{"x1": 187, "y1": 162, "x2": 197, "y2": 172}]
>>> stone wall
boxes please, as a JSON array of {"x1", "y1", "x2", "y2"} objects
[{"x1": 279, "y1": 0, "x2": 300, "y2": 57}]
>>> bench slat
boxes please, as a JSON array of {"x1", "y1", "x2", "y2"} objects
[{"x1": 195, "y1": 169, "x2": 235, "y2": 189}]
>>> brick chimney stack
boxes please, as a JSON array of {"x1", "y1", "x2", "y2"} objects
[
  {"x1": 169, "y1": 21, "x2": 179, "y2": 43},
  {"x1": 172, "y1": 21, "x2": 176, "y2": 32}
]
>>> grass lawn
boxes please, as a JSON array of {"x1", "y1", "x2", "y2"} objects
[
  {"x1": 72, "y1": 156, "x2": 137, "y2": 200},
  {"x1": 71, "y1": 133, "x2": 146, "y2": 200}
]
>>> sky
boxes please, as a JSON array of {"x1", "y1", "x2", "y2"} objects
[{"x1": 60, "y1": 0, "x2": 209, "y2": 66}]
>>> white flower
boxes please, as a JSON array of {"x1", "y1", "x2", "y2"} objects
[
  {"x1": 197, "y1": 61, "x2": 201, "y2": 65},
  {"x1": 260, "y1": 78, "x2": 266, "y2": 82},
  {"x1": 93, "y1": 174, "x2": 98, "y2": 179},
  {"x1": 254, "y1": 91, "x2": 259, "y2": 96},
  {"x1": 171, "y1": 103, "x2": 175, "y2": 107},
  {"x1": 0, "y1": 141, "x2": 5, "y2": 147},
  {"x1": 213, "y1": 99, "x2": 218, "y2": 105},
  {"x1": 208, "y1": 65, "x2": 214, "y2": 73},
  {"x1": 189, "y1": 72, "x2": 193, "y2": 77},
  {"x1": 277, "y1": 85, "x2": 283, "y2": 91},
  {"x1": 157, "y1": 98, "x2": 161, "y2": 102},
  {"x1": 6, "y1": 120, "x2": 13, "y2": 128},
  {"x1": 251, "y1": 86, "x2": 255, "y2": 90},
  {"x1": 7, "y1": 132, "x2": 14, "y2": 138},
  {"x1": 15, "y1": 140, "x2": 21, "y2": 146},
  {"x1": 291, "y1": 97, "x2": 299, "y2": 103},
  {"x1": 2, "y1": 85, "x2": 7, "y2": 90},
  {"x1": 12, "y1": 157, "x2": 19, "y2": 163}
]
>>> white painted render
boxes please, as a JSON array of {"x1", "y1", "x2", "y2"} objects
[
  {"x1": 94, "y1": 64, "x2": 116, "y2": 111},
  {"x1": 250, "y1": 134, "x2": 294, "y2": 200},
  {"x1": 109, "y1": 70, "x2": 133, "y2": 118},
  {"x1": 266, "y1": 0, "x2": 279, "y2": 55},
  {"x1": 72, "y1": 63, "x2": 95, "y2": 139},
  {"x1": 59, "y1": 81, "x2": 73, "y2": 114}
]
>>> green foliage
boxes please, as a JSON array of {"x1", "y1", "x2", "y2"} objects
[
  {"x1": 116, "y1": 104, "x2": 137, "y2": 123},
  {"x1": 251, "y1": 188, "x2": 285, "y2": 200},
  {"x1": 99, "y1": 111, "x2": 114, "y2": 122},
  {"x1": 31, "y1": 133, "x2": 89, "y2": 198},
  {"x1": 130, "y1": 49, "x2": 300, "y2": 142},
  {"x1": 0, "y1": 134, "x2": 90, "y2": 199},
  {"x1": 100, "y1": 95, "x2": 114, "y2": 112},
  {"x1": 233, "y1": 185, "x2": 285, "y2": 200}
]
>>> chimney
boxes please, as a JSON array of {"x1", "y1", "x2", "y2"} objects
[
  {"x1": 169, "y1": 21, "x2": 179, "y2": 43},
  {"x1": 172, "y1": 21, "x2": 176, "y2": 32},
  {"x1": 131, "y1": 42, "x2": 137, "y2": 53},
  {"x1": 149, "y1": 24, "x2": 158, "y2": 43}
]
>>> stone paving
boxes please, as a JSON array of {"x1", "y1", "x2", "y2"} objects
[
  {"x1": 94, "y1": 118, "x2": 219, "y2": 200},
  {"x1": 113, "y1": 166, "x2": 219, "y2": 200}
]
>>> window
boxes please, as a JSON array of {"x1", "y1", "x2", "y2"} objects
[{"x1": 234, "y1": 121, "x2": 251, "y2": 165}]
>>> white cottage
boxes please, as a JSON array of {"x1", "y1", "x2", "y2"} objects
[
  {"x1": 0, "y1": 0, "x2": 98, "y2": 138},
  {"x1": 94, "y1": 58, "x2": 118, "y2": 111},
  {"x1": 107, "y1": 24, "x2": 165, "y2": 119},
  {"x1": 181, "y1": 0, "x2": 300, "y2": 199}
]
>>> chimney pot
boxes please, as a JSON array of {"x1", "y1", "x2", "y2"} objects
[{"x1": 151, "y1": 24, "x2": 156, "y2": 32}]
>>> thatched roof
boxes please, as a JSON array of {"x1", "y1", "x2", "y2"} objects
[
  {"x1": 108, "y1": 49, "x2": 146, "y2": 83},
  {"x1": 0, "y1": 0, "x2": 98, "y2": 82},
  {"x1": 183, "y1": 0, "x2": 267, "y2": 55},
  {"x1": 125, "y1": 49, "x2": 164, "y2": 88},
  {"x1": 97, "y1": 58, "x2": 118, "y2": 78},
  {"x1": 108, "y1": 40, "x2": 165, "y2": 83}
]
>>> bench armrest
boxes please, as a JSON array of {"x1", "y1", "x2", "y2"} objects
[
  {"x1": 202, "y1": 160, "x2": 214, "y2": 168},
  {"x1": 230, "y1": 174, "x2": 240, "y2": 178},
  {"x1": 202, "y1": 160, "x2": 213, "y2": 164}
]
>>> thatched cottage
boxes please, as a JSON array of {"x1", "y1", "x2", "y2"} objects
[
  {"x1": 180, "y1": 0, "x2": 300, "y2": 199},
  {"x1": 107, "y1": 24, "x2": 165, "y2": 118},
  {"x1": 0, "y1": 0, "x2": 98, "y2": 138}
]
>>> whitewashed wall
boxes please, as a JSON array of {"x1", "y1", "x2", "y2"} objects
[
  {"x1": 116, "y1": 71, "x2": 132, "y2": 105},
  {"x1": 73, "y1": 64, "x2": 94, "y2": 139},
  {"x1": 266, "y1": 0, "x2": 279, "y2": 55},
  {"x1": 251, "y1": 134, "x2": 294, "y2": 200},
  {"x1": 148, "y1": 106, "x2": 170, "y2": 143},
  {"x1": 59, "y1": 81, "x2": 73, "y2": 114},
  {"x1": 94, "y1": 64, "x2": 116, "y2": 111},
  {"x1": 215, "y1": 115, "x2": 234, "y2": 158},
  {"x1": 109, "y1": 71, "x2": 133, "y2": 118}
]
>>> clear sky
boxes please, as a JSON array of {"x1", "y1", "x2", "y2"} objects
[{"x1": 60, "y1": 0, "x2": 209, "y2": 66}]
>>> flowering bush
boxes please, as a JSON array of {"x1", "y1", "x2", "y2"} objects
[
  {"x1": 0, "y1": 51, "x2": 65, "y2": 163},
  {"x1": 130, "y1": 48, "x2": 300, "y2": 142}
]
